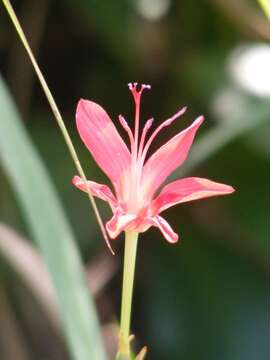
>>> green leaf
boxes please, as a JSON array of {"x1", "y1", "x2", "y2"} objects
[
  {"x1": 171, "y1": 89, "x2": 270, "y2": 180},
  {"x1": 0, "y1": 75, "x2": 107, "y2": 360}
]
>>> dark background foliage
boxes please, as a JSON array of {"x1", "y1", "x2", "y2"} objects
[{"x1": 0, "y1": 0, "x2": 270, "y2": 359}]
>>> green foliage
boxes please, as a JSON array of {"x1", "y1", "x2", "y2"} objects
[{"x1": 0, "y1": 75, "x2": 107, "y2": 360}]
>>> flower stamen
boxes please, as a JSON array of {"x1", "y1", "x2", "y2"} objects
[
  {"x1": 140, "y1": 106, "x2": 187, "y2": 165},
  {"x1": 138, "y1": 117, "x2": 154, "y2": 159},
  {"x1": 119, "y1": 115, "x2": 135, "y2": 152}
]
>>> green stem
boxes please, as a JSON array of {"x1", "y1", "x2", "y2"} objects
[
  {"x1": 118, "y1": 230, "x2": 139, "y2": 359},
  {"x1": 1, "y1": 0, "x2": 111, "y2": 251}
]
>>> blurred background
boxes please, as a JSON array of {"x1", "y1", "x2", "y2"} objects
[{"x1": 0, "y1": 0, "x2": 270, "y2": 359}]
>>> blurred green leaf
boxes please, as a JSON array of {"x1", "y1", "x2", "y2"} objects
[
  {"x1": 171, "y1": 89, "x2": 270, "y2": 180},
  {"x1": 66, "y1": 0, "x2": 134, "y2": 63},
  {"x1": 209, "y1": 139, "x2": 270, "y2": 260},
  {"x1": 0, "y1": 75, "x2": 107, "y2": 360},
  {"x1": 247, "y1": 121, "x2": 270, "y2": 159},
  {"x1": 0, "y1": 223, "x2": 60, "y2": 329},
  {"x1": 143, "y1": 214, "x2": 270, "y2": 360}
]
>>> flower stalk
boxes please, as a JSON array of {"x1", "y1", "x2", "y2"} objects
[{"x1": 117, "y1": 230, "x2": 139, "y2": 359}]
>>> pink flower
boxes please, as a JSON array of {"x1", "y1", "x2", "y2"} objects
[{"x1": 72, "y1": 83, "x2": 234, "y2": 243}]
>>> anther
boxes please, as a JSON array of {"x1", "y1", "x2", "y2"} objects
[
  {"x1": 145, "y1": 117, "x2": 154, "y2": 129},
  {"x1": 118, "y1": 115, "x2": 135, "y2": 151},
  {"x1": 138, "y1": 117, "x2": 154, "y2": 158},
  {"x1": 163, "y1": 106, "x2": 187, "y2": 127},
  {"x1": 118, "y1": 114, "x2": 129, "y2": 129}
]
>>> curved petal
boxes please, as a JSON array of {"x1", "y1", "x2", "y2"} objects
[
  {"x1": 72, "y1": 175, "x2": 117, "y2": 210},
  {"x1": 152, "y1": 177, "x2": 235, "y2": 213},
  {"x1": 142, "y1": 116, "x2": 204, "y2": 199},
  {"x1": 148, "y1": 215, "x2": 179, "y2": 243},
  {"x1": 76, "y1": 100, "x2": 131, "y2": 191},
  {"x1": 106, "y1": 210, "x2": 136, "y2": 239}
]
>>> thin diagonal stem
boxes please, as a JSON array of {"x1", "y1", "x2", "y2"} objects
[
  {"x1": 117, "y1": 230, "x2": 139, "y2": 359},
  {"x1": 1, "y1": 0, "x2": 111, "y2": 250}
]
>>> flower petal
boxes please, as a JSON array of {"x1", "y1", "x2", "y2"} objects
[
  {"x1": 72, "y1": 175, "x2": 117, "y2": 210},
  {"x1": 106, "y1": 210, "x2": 137, "y2": 239},
  {"x1": 142, "y1": 116, "x2": 204, "y2": 199},
  {"x1": 149, "y1": 215, "x2": 179, "y2": 243},
  {"x1": 152, "y1": 177, "x2": 235, "y2": 213},
  {"x1": 76, "y1": 100, "x2": 131, "y2": 190}
]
